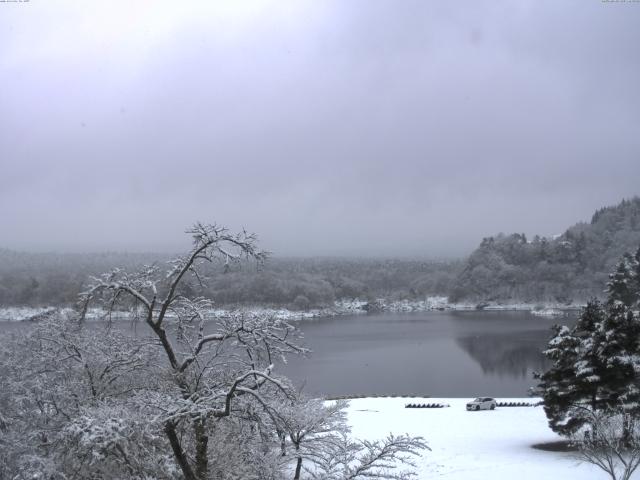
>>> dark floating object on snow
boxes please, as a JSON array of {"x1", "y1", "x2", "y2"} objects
[
  {"x1": 404, "y1": 402, "x2": 448, "y2": 409},
  {"x1": 403, "y1": 401, "x2": 534, "y2": 409},
  {"x1": 496, "y1": 401, "x2": 534, "y2": 407},
  {"x1": 326, "y1": 394, "x2": 431, "y2": 400}
]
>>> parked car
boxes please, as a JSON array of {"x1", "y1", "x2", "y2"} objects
[{"x1": 466, "y1": 397, "x2": 496, "y2": 411}]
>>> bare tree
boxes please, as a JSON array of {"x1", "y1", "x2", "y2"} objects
[
  {"x1": 307, "y1": 432, "x2": 429, "y2": 480},
  {"x1": 78, "y1": 223, "x2": 305, "y2": 480},
  {"x1": 270, "y1": 391, "x2": 428, "y2": 480},
  {"x1": 0, "y1": 223, "x2": 431, "y2": 480},
  {"x1": 274, "y1": 393, "x2": 349, "y2": 479},
  {"x1": 572, "y1": 407, "x2": 640, "y2": 480}
]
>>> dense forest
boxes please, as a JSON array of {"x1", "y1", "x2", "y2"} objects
[
  {"x1": 450, "y1": 197, "x2": 640, "y2": 304},
  {"x1": 2, "y1": 197, "x2": 640, "y2": 309},
  {"x1": 0, "y1": 250, "x2": 460, "y2": 309}
]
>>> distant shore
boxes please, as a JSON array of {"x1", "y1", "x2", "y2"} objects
[{"x1": 0, "y1": 297, "x2": 584, "y2": 323}]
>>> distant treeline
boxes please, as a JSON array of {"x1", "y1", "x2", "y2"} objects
[
  {"x1": 2, "y1": 197, "x2": 640, "y2": 309},
  {"x1": 0, "y1": 251, "x2": 166, "y2": 308},
  {"x1": 450, "y1": 197, "x2": 640, "y2": 304},
  {"x1": 0, "y1": 250, "x2": 460, "y2": 309}
]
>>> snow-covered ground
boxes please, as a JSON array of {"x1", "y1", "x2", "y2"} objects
[
  {"x1": 0, "y1": 302, "x2": 368, "y2": 323},
  {"x1": 344, "y1": 297, "x2": 582, "y2": 314},
  {"x1": 0, "y1": 297, "x2": 582, "y2": 322},
  {"x1": 346, "y1": 397, "x2": 601, "y2": 479},
  {"x1": 0, "y1": 306, "x2": 61, "y2": 322},
  {"x1": 530, "y1": 308, "x2": 565, "y2": 317}
]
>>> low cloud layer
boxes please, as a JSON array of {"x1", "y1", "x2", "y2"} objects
[{"x1": 1, "y1": 0, "x2": 639, "y2": 256}]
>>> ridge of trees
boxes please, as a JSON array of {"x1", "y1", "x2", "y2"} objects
[
  {"x1": 2, "y1": 197, "x2": 640, "y2": 309},
  {"x1": 451, "y1": 197, "x2": 640, "y2": 303},
  {"x1": 0, "y1": 250, "x2": 460, "y2": 309}
]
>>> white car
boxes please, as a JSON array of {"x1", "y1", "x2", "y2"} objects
[{"x1": 466, "y1": 397, "x2": 496, "y2": 411}]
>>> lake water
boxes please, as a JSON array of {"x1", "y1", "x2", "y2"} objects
[
  {"x1": 279, "y1": 310, "x2": 577, "y2": 398},
  {"x1": 0, "y1": 310, "x2": 577, "y2": 398}
]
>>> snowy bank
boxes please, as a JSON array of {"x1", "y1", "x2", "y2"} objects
[
  {"x1": 530, "y1": 308, "x2": 565, "y2": 317},
  {"x1": 0, "y1": 307, "x2": 62, "y2": 322},
  {"x1": 359, "y1": 297, "x2": 583, "y2": 314},
  {"x1": 346, "y1": 397, "x2": 599, "y2": 479},
  {"x1": 0, "y1": 297, "x2": 582, "y2": 323},
  {"x1": 0, "y1": 301, "x2": 368, "y2": 323}
]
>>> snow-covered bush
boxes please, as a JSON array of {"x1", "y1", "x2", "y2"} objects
[{"x1": 571, "y1": 407, "x2": 640, "y2": 480}]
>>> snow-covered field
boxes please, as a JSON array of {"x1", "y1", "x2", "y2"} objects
[{"x1": 346, "y1": 397, "x2": 601, "y2": 479}]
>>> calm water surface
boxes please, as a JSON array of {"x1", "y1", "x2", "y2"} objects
[
  {"x1": 279, "y1": 310, "x2": 577, "y2": 397},
  {"x1": 0, "y1": 310, "x2": 577, "y2": 398}
]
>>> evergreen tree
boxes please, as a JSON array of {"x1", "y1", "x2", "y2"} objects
[
  {"x1": 535, "y1": 324, "x2": 582, "y2": 435},
  {"x1": 572, "y1": 301, "x2": 607, "y2": 411},
  {"x1": 606, "y1": 253, "x2": 639, "y2": 308},
  {"x1": 537, "y1": 247, "x2": 640, "y2": 437},
  {"x1": 597, "y1": 302, "x2": 640, "y2": 414},
  {"x1": 634, "y1": 245, "x2": 640, "y2": 295},
  {"x1": 536, "y1": 301, "x2": 606, "y2": 435}
]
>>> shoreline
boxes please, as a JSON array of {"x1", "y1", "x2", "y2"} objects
[{"x1": 0, "y1": 298, "x2": 584, "y2": 323}]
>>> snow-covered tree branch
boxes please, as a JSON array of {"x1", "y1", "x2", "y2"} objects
[
  {"x1": 0, "y1": 223, "x2": 430, "y2": 480},
  {"x1": 74, "y1": 223, "x2": 301, "y2": 480},
  {"x1": 306, "y1": 432, "x2": 429, "y2": 480},
  {"x1": 572, "y1": 407, "x2": 640, "y2": 480}
]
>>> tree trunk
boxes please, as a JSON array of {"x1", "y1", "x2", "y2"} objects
[
  {"x1": 165, "y1": 421, "x2": 197, "y2": 480},
  {"x1": 293, "y1": 444, "x2": 303, "y2": 480},
  {"x1": 293, "y1": 456, "x2": 303, "y2": 480},
  {"x1": 278, "y1": 430, "x2": 286, "y2": 456},
  {"x1": 195, "y1": 418, "x2": 209, "y2": 480}
]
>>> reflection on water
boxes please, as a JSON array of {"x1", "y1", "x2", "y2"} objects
[
  {"x1": 279, "y1": 310, "x2": 576, "y2": 397},
  {"x1": 456, "y1": 332, "x2": 549, "y2": 378}
]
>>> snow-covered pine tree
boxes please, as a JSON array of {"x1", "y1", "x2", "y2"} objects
[
  {"x1": 536, "y1": 302, "x2": 606, "y2": 435},
  {"x1": 600, "y1": 246, "x2": 640, "y2": 422},
  {"x1": 597, "y1": 302, "x2": 640, "y2": 415},
  {"x1": 606, "y1": 252, "x2": 639, "y2": 308},
  {"x1": 535, "y1": 324, "x2": 582, "y2": 435},
  {"x1": 538, "y1": 247, "x2": 640, "y2": 438},
  {"x1": 572, "y1": 301, "x2": 608, "y2": 411}
]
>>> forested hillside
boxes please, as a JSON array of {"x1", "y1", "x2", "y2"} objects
[
  {"x1": 450, "y1": 197, "x2": 640, "y2": 304},
  {"x1": 3, "y1": 198, "x2": 640, "y2": 309},
  {"x1": 0, "y1": 249, "x2": 459, "y2": 309}
]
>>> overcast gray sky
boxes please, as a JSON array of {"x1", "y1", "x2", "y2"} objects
[{"x1": 1, "y1": 0, "x2": 639, "y2": 257}]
